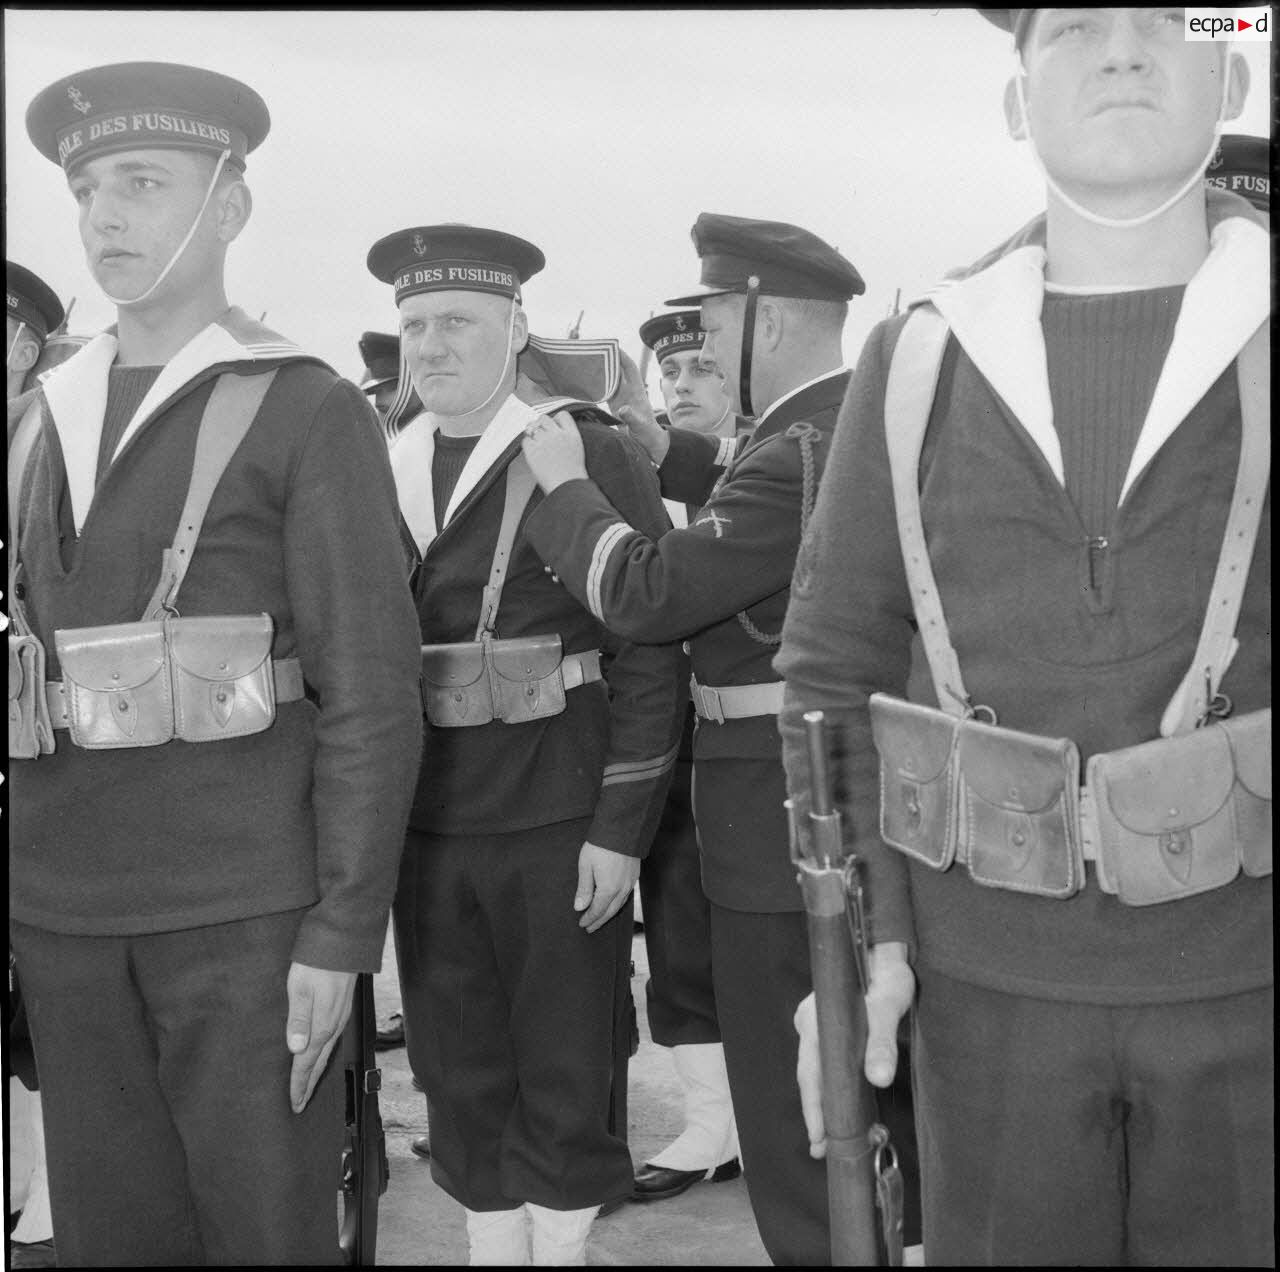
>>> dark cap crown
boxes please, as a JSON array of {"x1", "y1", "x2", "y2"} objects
[
  {"x1": 6, "y1": 261, "x2": 65, "y2": 337},
  {"x1": 666, "y1": 212, "x2": 864, "y2": 307},
  {"x1": 26, "y1": 61, "x2": 269, "y2": 172}
]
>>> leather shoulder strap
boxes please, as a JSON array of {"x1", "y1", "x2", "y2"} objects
[
  {"x1": 474, "y1": 452, "x2": 537, "y2": 639},
  {"x1": 144, "y1": 370, "x2": 278, "y2": 619},
  {"x1": 1160, "y1": 321, "x2": 1270, "y2": 735},
  {"x1": 7, "y1": 397, "x2": 46, "y2": 638},
  {"x1": 883, "y1": 306, "x2": 972, "y2": 716}
]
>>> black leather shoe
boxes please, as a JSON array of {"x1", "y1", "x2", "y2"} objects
[
  {"x1": 411, "y1": 1073, "x2": 424, "y2": 1093},
  {"x1": 631, "y1": 1158, "x2": 741, "y2": 1202},
  {"x1": 375, "y1": 1012, "x2": 405, "y2": 1050},
  {"x1": 410, "y1": 1134, "x2": 431, "y2": 1159},
  {"x1": 597, "y1": 1196, "x2": 628, "y2": 1218}
]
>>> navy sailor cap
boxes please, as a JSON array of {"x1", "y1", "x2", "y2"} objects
[
  {"x1": 6, "y1": 261, "x2": 65, "y2": 338},
  {"x1": 367, "y1": 225, "x2": 546, "y2": 306},
  {"x1": 26, "y1": 61, "x2": 269, "y2": 173},
  {"x1": 1206, "y1": 134, "x2": 1270, "y2": 213},
  {"x1": 639, "y1": 311, "x2": 705, "y2": 360}
]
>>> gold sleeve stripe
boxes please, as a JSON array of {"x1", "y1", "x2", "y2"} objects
[{"x1": 586, "y1": 521, "x2": 632, "y2": 623}]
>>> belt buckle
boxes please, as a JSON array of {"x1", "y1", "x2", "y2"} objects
[{"x1": 696, "y1": 682, "x2": 726, "y2": 724}]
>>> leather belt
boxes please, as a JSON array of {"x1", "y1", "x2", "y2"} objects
[
  {"x1": 562, "y1": 649, "x2": 603, "y2": 690},
  {"x1": 690, "y1": 675, "x2": 785, "y2": 724},
  {"x1": 1077, "y1": 782, "x2": 1100, "y2": 862},
  {"x1": 45, "y1": 656, "x2": 306, "y2": 730}
]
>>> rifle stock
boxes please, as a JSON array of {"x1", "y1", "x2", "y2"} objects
[
  {"x1": 790, "y1": 710, "x2": 900, "y2": 1266},
  {"x1": 339, "y1": 973, "x2": 389, "y2": 1266}
]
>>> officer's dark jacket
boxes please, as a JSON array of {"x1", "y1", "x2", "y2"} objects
[
  {"x1": 524, "y1": 371, "x2": 849, "y2": 909},
  {"x1": 9, "y1": 312, "x2": 424, "y2": 971}
]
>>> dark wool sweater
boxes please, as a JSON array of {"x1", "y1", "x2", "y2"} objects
[
  {"x1": 11, "y1": 349, "x2": 424, "y2": 971},
  {"x1": 777, "y1": 234, "x2": 1270, "y2": 1005}
]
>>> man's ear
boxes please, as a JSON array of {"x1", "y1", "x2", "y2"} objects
[
  {"x1": 13, "y1": 333, "x2": 42, "y2": 373},
  {"x1": 1003, "y1": 76, "x2": 1029, "y2": 141},
  {"x1": 215, "y1": 177, "x2": 253, "y2": 244},
  {"x1": 1223, "y1": 51, "x2": 1250, "y2": 122},
  {"x1": 511, "y1": 305, "x2": 529, "y2": 354},
  {"x1": 757, "y1": 299, "x2": 784, "y2": 354}
]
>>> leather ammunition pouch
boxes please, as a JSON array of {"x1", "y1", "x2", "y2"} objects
[
  {"x1": 55, "y1": 614, "x2": 279, "y2": 749},
  {"x1": 8, "y1": 633, "x2": 55, "y2": 759},
  {"x1": 421, "y1": 633, "x2": 600, "y2": 728},
  {"x1": 488, "y1": 633, "x2": 568, "y2": 724},
  {"x1": 870, "y1": 694, "x2": 957, "y2": 870},
  {"x1": 871, "y1": 693, "x2": 1084, "y2": 898},
  {"x1": 1086, "y1": 708, "x2": 1271, "y2": 906},
  {"x1": 420, "y1": 640, "x2": 493, "y2": 727}
]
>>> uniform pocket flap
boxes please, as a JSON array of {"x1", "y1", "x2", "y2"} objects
[
  {"x1": 1224, "y1": 709, "x2": 1271, "y2": 800},
  {"x1": 869, "y1": 692, "x2": 955, "y2": 784},
  {"x1": 488, "y1": 634, "x2": 564, "y2": 684},
  {"x1": 957, "y1": 720, "x2": 1078, "y2": 814},
  {"x1": 421, "y1": 642, "x2": 487, "y2": 689},
  {"x1": 56, "y1": 622, "x2": 167, "y2": 692},
  {"x1": 1097, "y1": 730, "x2": 1234, "y2": 834},
  {"x1": 167, "y1": 614, "x2": 273, "y2": 681}
]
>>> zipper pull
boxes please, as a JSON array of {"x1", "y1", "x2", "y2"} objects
[{"x1": 1086, "y1": 535, "x2": 1109, "y2": 593}]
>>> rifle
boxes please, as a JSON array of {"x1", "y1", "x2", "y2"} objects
[
  {"x1": 788, "y1": 710, "x2": 903, "y2": 1266},
  {"x1": 338, "y1": 973, "x2": 390, "y2": 1266}
]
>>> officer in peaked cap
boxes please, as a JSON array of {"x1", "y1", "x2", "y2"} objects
[
  {"x1": 1206, "y1": 133, "x2": 1270, "y2": 213},
  {"x1": 12, "y1": 60, "x2": 422, "y2": 1266},
  {"x1": 7, "y1": 262, "x2": 65, "y2": 406},
  {"x1": 520, "y1": 212, "x2": 919, "y2": 1264},
  {"x1": 367, "y1": 222, "x2": 681, "y2": 1265},
  {"x1": 665, "y1": 213, "x2": 864, "y2": 418}
]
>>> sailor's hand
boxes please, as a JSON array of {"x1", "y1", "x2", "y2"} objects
[
  {"x1": 522, "y1": 411, "x2": 588, "y2": 493},
  {"x1": 574, "y1": 842, "x2": 640, "y2": 933},
  {"x1": 864, "y1": 941, "x2": 914, "y2": 1088},
  {"x1": 609, "y1": 350, "x2": 669, "y2": 466},
  {"x1": 794, "y1": 941, "x2": 914, "y2": 1160},
  {"x1": 286, "y1": 962, "x2": 357, "y2": 1113}
]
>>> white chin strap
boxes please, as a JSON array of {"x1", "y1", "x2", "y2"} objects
[
  {"x1": 1015, "y1": 50, "x2": 1232, "y2": 229},
  {"x1": 457, "y1": 297, "x2": 519, "y2": 417},
  {"x1": 6, "y1": 320, "x2": 28, "y2": 369},
  {"x1": 102, "y1": 147, "x2": 232, "y2": 306}
]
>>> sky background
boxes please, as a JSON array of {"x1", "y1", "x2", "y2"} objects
[{"x1": 4, "y1": 7, "x2": 1273, "y2": 393}]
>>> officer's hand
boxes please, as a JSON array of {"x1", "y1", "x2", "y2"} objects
[
  {"x1": 522, "y1": 411, "x2": 588, "y2": 494},
  {"x1": 286, "y1": 962, "x2": 357, "y2": 1113},
  {"x1": 609, "y1": 350, "x2": 669, "y2": 466},
  {"x1": 574, "y1": 842, "x2": 640, "y2": 933},
  {"x1": 794, "y1": 941, "x2": 915, "y2": 1160}
]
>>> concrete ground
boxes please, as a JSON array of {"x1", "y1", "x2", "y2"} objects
[{"x1": 371, "y1": 920, "x2": 771, "y2": 1267}]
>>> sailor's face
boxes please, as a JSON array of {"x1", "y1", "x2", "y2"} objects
[
  {"x1": 1017, "y1": 9, "x2": 1238, "y2": 194},
  {"x1": 658, "y1": 348, "x2": 731, "y2": 434},
  {"x1": 698, "y1": 294, "x2": 747, "y2": 415},
  {"x1": 68, "y1": 148, "x2": 224, "y2": 303},
  {"x1": 399, "y1": 289, "x2": 514, "y2": 417}
]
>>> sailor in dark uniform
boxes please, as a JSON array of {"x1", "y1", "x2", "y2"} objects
[
  {"x1": 366, "y1": 224, "x2": 682, "y2": 1266},
  {"x1": 6, "y1": 263, "x2": 64, "y2": 404},
  {"x1": 627, "y1": 310, "x2": 743, "y2": 1203},
  {"x1": 522, "y1": 213, "x2": 917, "y2": 1264},
  {"x1": 11, "y1": 61, "x2": 423, "y2": 1266}
]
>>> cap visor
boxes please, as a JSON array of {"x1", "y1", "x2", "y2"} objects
[
  {"x1": 359, "y1": 374, "x2": 397, "y2": 393},
  {"x1": 662, "y1": 284, "x2": 737, "y2": 307}
]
